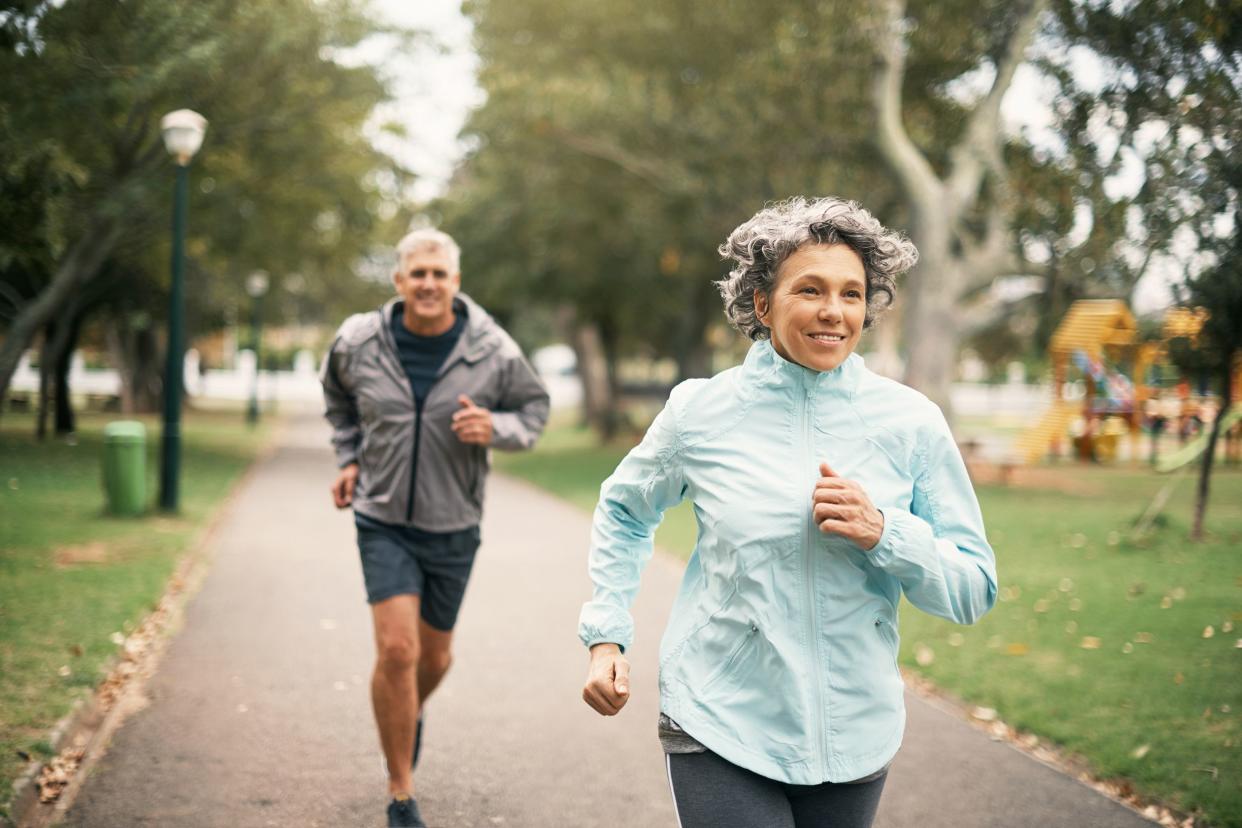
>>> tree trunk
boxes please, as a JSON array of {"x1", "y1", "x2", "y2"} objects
[
  {"x1": 674, "y1": 277, "x2": 715, "y2": 381},
  {"x1": 900, "y1": 211, "x2": 959, "y2": 416},
  {"x1": 36, "y1": 325, "x2": 53, "y2": 440},
  {"x1": 598, "y1": 318, "x2": 626, "y2": 441},
  {"x1": 1191, "y1": 362, "x2": 1232, "y2": 541},
  {"x1": 107, "y1": 315, "x2": 162, "y2": 414},
  {"x1": 571, "y1": 319, "x2": 613, "y2": 437},
  {"x1": 0, "y1": 216, "x2": 120, "y2": 410},
  {"x1": 53, "y1": 311, "x2": 83, "y2": 435}
]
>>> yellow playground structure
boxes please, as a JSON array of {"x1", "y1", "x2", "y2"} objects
[{"x1": 1013, "y1": 299, "x2": 1240, "y2": 465}]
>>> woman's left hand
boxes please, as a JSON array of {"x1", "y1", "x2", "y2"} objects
[{"x1": 812, "y1": 462, "x2": 885, "y2": 551}]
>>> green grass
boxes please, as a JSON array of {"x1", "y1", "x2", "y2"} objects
[
  {"x1": 0, "y1": 409, "x2": 270, "y2": 814},
  {"x1": 497, "y1": 422, "x2": 1242, "y2": 827}
]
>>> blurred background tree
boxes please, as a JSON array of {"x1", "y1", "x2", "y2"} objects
[
  {"x1": 0, "y1": 0, "x2": 415, "y2": 426},
  {"x1": 442, "y1": 0, "x2": 1226, "y2": 434}
]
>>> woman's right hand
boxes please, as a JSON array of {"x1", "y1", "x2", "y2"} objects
[{"x1": 582, "y1": 643, "x2": 631, "y2": 716}]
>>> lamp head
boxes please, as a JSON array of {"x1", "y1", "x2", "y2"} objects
[
  {"x1": 161, "y1": 109, "x2": 208, "y2": 165},
  {"x1": 246, "y1": 270, "x2": 270, "y2": 298}
]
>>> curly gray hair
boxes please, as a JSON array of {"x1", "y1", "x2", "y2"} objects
[{"x1": 716, "y1": 197, "x2": 918, "y2": 340}]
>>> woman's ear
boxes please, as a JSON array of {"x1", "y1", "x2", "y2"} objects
[{"x1": 753, "y1": 289, "x2": 768, "y2": 322}]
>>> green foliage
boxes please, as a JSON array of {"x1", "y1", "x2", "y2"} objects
[{"x1": 0, "y1": 0, "x2": 412, "y2": 345}]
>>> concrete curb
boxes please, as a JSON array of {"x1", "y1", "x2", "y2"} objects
[{"x1": 3, "y1": 419, "x2": 285, "y2": 828}]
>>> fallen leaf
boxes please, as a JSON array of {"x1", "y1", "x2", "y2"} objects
[
  {"x1": 1080, "y1": 636, "x2": 1102, "y2": 650},
  {"x1": 947, "y1": 632, "x2": 964, "y2": 647},
  {"x1": 109, "y1": 632, "x2": 125, "y2": 646},
  {"x1": 1135, "y1": 632, "x2": 1153, "y2": 643},
  {"x1": 1122, "y1": 642, "x2": 1134, "y2": 654},
  {"x1": 1171, "y1": 587, "x2": 1186, "y2": 600},
  {"x1": 57, "y1": 665, "x2": 71, "y2": 677},
  {"x1": 69, "y1": 644, "x2": 83, "y2": 657},
  {"x1": 1127, "y1": 582, "x2": 1146, "y2": 597},
  {"x1": 915, "y1": 644, "x2": 935, "y2": 666},
  {"x1": 1130, "y1": 744, "x2": 1150, "y2": 759},
  {"x1": 1033, "y1": 599, "x2": 1049, "y2": 613},
  {"x1": 971, "y1": 706, "x2": 998, "y2": 722},
  {"x1": 1174, "y1": 672, "x2": 1184, "y2": 685},
  {"x1": 1006, "y1": 643, "x2": 1029, "y2": 656},
  {"x1": 1065, "y1": 621, "x2": 1078, "y2": 634},
  {"x1": 1160, "y1": 596, "x2": 1173, "y2": 609},
  {"x1": 1222, "y1": 621, "x2": 1234, "y2": 633},
  {"x1": 1203, "y1": 626, "x2": 1215, "y2": 639},
  {"x1": 1059, "y1": 577, "x2": 1074, "y2": 592},
  {"x1": 1069, "y1": 598, "x2": 1083, "y2": 611}
]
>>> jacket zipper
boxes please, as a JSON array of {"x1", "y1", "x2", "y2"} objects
[
  {"x1": 406, "y1": 391, "x2": 424, "y2": 523},
  {"x1": 802, "y1": 386, "x2": 828, "y2": 778}
]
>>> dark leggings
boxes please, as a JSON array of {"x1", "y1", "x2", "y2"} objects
[{"x1": 666, "y1": 750, "x2": 887, "y2": 828}]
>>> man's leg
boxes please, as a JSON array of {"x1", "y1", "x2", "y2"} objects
[
  {"x1": 417, "y1": 620, "x2": 454, "y2": 702},
  {"x1": 371, "y1": 594, "x2": 421, "y2": 798}
]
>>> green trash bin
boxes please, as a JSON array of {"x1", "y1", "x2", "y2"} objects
[{"x1": 102, "y1": 421, "x2": 147, "y2": 516}]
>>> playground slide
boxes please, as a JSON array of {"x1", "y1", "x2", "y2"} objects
[
  {"x1": 1013, "y1": 400, "x2": 1078, "y2": 465},
  {"x1": 1155, "y1": 406, "x2": 1242, "y2": 474}
]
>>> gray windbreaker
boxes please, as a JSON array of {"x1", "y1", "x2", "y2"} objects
[{"x1": 320, "y1": 293, "x2": 549, "y2": 531}]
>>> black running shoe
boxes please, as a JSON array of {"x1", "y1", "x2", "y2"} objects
[
  {"x1": 387, "y1": 795, "x2": 426, "y2": 828},
  {"x1": 411, "y1": 715, "x2": 424, "y2": 770}
]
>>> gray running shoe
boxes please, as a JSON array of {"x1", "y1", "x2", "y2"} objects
[{"x1": 387, "y1": 796, "x2": 426, "y2": 827}]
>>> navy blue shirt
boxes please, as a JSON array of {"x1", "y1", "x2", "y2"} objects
[{"x1": 390, "y1": 303, "x2": 467, "y2": 404}]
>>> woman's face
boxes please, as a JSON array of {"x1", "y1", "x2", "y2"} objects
[{"x1": 755, "y1": 243, "x2": 867, "y2": 373}]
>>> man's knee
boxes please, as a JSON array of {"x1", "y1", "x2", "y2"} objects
[
  {"x1": 419, "y1": 646, "x2": 453, "y2": 678},
  {"x1": 376, "y1": 634, "x2": 419, "y2": 673}
]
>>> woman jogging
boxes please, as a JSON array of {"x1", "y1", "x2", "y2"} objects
[{"x1": 579, "y1": 197, "x2": 997, "y2": 828}]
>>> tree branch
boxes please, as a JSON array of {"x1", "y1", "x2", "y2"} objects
[
  {"x1": 545, "y1": 124, "x2": 694, "y2": 195},
  {"x1": 944, "y1": 0, "x2": 1048, "y2": 214},
  {"x1": 869, "y1": 0, "x2": 944, "y2": 208}
]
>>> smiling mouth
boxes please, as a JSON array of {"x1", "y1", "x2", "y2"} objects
[{"x1": 807, "y1": 333, "x2": 847, "y2": 343}]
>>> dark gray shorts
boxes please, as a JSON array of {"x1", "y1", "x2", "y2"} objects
[{"x1": 354, "y1": 512, "x2": 480, "y2": 631}]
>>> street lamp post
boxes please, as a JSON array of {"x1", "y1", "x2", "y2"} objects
[
  {"x1": 158, "y1": 109, "x2": 207, "y2": 513},
  {"x1": 246, "y1": 270, "x2": 270, "y2": 426}
]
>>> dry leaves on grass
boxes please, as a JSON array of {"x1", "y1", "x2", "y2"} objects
[
  {"x1": 53, "y1": 542, "x2": 109, "y2": 567},
  {"x1": 37, "y1": 748, "x2": 84, "y2": 803}
]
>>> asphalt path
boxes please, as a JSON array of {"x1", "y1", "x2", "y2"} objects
[{"x1": 63, "y1": 414, "x2": 1154, "y2": 827}]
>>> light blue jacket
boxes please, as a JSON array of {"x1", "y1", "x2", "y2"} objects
[{"x1": 579, "y1": 340, "x2": 996, "y2": 785}]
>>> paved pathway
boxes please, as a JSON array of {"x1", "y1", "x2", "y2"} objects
[{"x1": 64, "y1": 415, "x2": 1154, "y2": 827}]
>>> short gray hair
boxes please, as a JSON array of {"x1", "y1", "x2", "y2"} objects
[
  {"x1": 396, "y1": 228, "x2": 461, "y2": 274},
  {"x1": 716, "y1": 197, "x2": 918, "y2": 340}
]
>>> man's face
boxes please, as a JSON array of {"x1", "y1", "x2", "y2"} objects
[{"x1": 393, "y1": 245, "x2": 460, "y2": 331}]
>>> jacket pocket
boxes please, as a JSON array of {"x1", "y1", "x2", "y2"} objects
[
  {"x1": 874, "y1": 615, "x2": 900, "y2": 665},
  {"x1": 696, "y1": 622, "x2": 759, "y2": 694}
]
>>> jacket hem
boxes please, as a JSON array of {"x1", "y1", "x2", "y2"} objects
[
  {"x1": 661, "y1": 689, "x2": 905, "y2": 785},
  {"x1": 352, "y1": 502, "x2": 481, "y2": 534}
]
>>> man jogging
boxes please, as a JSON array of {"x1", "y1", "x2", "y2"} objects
[{"x1": 321, "y1": 228, "x2": 549, "y2": 827}]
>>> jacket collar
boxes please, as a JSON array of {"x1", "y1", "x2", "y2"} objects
[
  {"x1": 742, "y1": 338, "x2": 864, "y2": 398},
  {"x1": 378, "y1": 292, "x2": 500, "y2": 365}
]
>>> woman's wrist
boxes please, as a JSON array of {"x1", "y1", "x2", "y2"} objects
[{"x1": 590, "y1": 642, "x2": 622, "y2": 658}]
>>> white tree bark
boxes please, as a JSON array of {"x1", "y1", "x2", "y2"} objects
[{"x1": 869, "y1": 0, "x2": 1048, "y2": 418}]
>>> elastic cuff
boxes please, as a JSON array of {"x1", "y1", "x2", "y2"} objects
[{"x1": 869, "y1": 508, "x2": 901, "y2": 568}]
